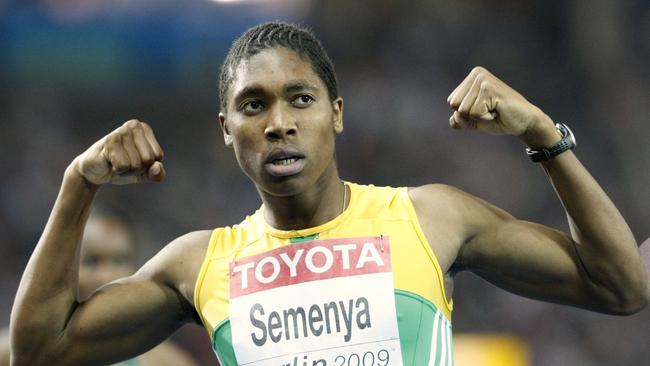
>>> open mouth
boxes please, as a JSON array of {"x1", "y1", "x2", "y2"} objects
[
  {"x1": 264, "y1": 150, "x2": 306, "y2": 177},
  {"x1": 272, "y1": 157, "x2": 299, "y2": 166}
]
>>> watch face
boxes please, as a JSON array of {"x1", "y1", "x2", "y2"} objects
[{"x1": 557, "y1": 123, "x2": 576, "y2": 145}]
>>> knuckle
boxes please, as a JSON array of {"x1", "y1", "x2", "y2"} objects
[
  {"x1": 123, "y1": 125, "x2": 138, "y2": 137},
  {"x1": 471, "y1": 66, "x2": 485, "y2": 75},
  {"x1": 118, "y1": 129, "x2": 132, "y2": 140},
  {"x1": 113, "y1": 161, "x2": 129, "y2": 171},
  {"x1": 140, "y1": 153, "x2": 154, "y2": 165},
  {"x1": 123, "y1": 119, "x2": 140, "y2": 128},
  {"x1": 474, "y1": 72, "x2": 485, "y2": 85},
  {"x1": 106, "y1": 132, "x2": 121, "y2": 144},
  {"x1": 480, "y1": 80, "x2": 494, "y2": 93},
  {"x1": 139, "y1": 121, "x2": 152, "y2": 131}
]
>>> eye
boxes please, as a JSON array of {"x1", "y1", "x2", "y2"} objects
[
  {"x1": 291, "y1": 94, "x2": 314, "y2": 108},
  {"x1": 241, "y1": 100, "x2": 264, "y2": 115}
]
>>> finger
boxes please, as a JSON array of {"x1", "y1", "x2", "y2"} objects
[
  {"x1": 447, "y1": 68, "x2": 478, "y2": 103},
  {"x1": 147, "y1": 161, "x2": 166, "y2": 182},
  {"x1": 449, "y1": 111, "x2": 476, "y2": 130},
  {"x1": 449, "y1": 115, "x2": 462, "y2": 130},
  {"x1": 457, "y1": 75, "x2": 481, "y2": 116},
  {"x1": 132, "y1": 126, "x2": 155, "y2": 166},
  {"x1": 469, "y1": 82, "x2": 498, "y2": 121},
  {"x1": 121, "y1": 132, "x2": 142, "y2": 172},
  {"x1": 448, "y1": 72, "x2": 477, "y2": 109},
  {"x1": 448, "y1": 66, "x2": 489, "y2": 108},
  {"x1": 141, "y1": 123, "x2": 164, "y2": 161},
  {"x1": 105, "y1": 133, "x2": 131, "y2": 174}
]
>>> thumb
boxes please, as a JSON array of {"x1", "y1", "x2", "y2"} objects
[
  {"x1": 479, "y1": 110, "x2": 497, "y2": 121},
  {"x1": 449, "y1": 111, "x2": 477, "y2": 130},
  {"x1": 147, "y1": 161, "x2": 166, "y2": 182},
  {"x1": 469, "y1": 99, "x2": 497, "y2": 121}
]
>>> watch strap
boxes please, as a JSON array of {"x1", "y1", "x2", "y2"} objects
[{"x1": 526, "y1": 123, "x2": 576, "y2": 162}]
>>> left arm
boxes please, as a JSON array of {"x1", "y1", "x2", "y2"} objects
[{"x1": 419, "y1": 67, "x2": 648, "y2": 314}]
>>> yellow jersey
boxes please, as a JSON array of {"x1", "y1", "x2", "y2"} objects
[{"x1": 195, "y1": 182, "x2": 454, "y2": 365}]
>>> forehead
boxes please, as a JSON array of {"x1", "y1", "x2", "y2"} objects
[{"x1": 229, "y1": 47, "x2": 326, "y2": 97}]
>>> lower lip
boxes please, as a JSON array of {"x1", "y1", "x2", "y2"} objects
[{"x1": 264, "y1": 158, "x2": 306, "y2": 177}]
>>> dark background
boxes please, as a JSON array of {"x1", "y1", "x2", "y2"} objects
[{"x1": 0, "y1": 0, "x2": 648, "y2": 365}]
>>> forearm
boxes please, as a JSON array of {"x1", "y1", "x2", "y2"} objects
[
  {"x1": 523, "y1": 116, "x2": 647, "y2": 311},
  {"x1": 10, "y1": 163, "x2": 99, "y2": 359}
]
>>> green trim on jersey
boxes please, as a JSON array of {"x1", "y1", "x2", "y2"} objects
[
  {"x1": 213, "y1": 318, "x2": 238, "y2": 365},
  {"x1": 289, "y1": 234, "x2": 320, "y2": 244},
  {"x1": 394, "y1": 289, "x2": 454, "y2": 366},
  {"x1": 211, "y1": 290, "x2": 453, "y2": 366}
]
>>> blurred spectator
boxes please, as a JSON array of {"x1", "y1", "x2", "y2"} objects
[{"x1": 0, "y1": 211, "x2": 198, "y2": 366}]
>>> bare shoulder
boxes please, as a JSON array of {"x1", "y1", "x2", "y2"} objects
[
  {"x1": 135, "y1": 230, "x2": 213, "y2": 308},
  {"x1": 408, "y1": 183, "x2": 471, "y2": 209},
  {"x1": 409, "y1": 183, "x2": 512, "y2": 230},
  {"x1": 407, "y1": 184, "x2": 514, "y2": 273},
  {"x1": 138, "y1": 340, "x2": 196, "y2": 366}
]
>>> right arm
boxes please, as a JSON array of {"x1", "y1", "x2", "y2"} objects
[{"x1": 10, "y1": 120, "x2": 203, "y2": 365}]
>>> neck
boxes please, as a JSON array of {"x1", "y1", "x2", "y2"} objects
[{"x1": 259, "y1": 163, "x2": 346, "y2": 231}]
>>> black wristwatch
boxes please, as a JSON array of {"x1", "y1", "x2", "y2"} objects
[{"x1": 525, "y1": 123, "x2": 576, "y2": 162}]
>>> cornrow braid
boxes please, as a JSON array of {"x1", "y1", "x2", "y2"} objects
[{"x1": 219, "y1": 21, "x2": 338, "y2": 111}]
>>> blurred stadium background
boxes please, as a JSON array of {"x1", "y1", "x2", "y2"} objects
[{"x1": 0, "y1": 0, "x2": 648, "y2": 365}]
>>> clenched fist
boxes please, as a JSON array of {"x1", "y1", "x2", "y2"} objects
[
  {"x1": 447, "y1": 66, "x2": 555, "y2": 143},
  {"x1": 72, "y1": 119, "x2": 165, "y2": 185}
]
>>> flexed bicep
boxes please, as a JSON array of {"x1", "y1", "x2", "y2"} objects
[
  {"x1": 58, "y1": 273, "x2": 189, "y2": 365},
  {"x1": 410, "y1": 183, "x2": 640, "y2": 315},
  {"x1": 457, "y1": 214, "x2": 637, "y2": 314},
  {"x1": 54, "y1": 230, "x2": 207, "y2": 365}
]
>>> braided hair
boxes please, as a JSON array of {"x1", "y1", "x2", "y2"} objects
[{"x1": 219, "y1": 21, "x2": 338, "y2": 111}]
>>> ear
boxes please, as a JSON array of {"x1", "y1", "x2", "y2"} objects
[
  {"x1": 332, "y1": 97, "x2": 344, "y2": 134},
  {"x1": 218, "y1": 112, "x2": 233, "y2": 147}
]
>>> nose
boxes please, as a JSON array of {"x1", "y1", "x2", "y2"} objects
[{"x1": 264, "y1": 104, "x2": 297, "y2": 140}]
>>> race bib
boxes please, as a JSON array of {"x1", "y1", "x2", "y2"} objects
[{"x1": 229, "y1": 236, "x2": 404, "y2": 366}]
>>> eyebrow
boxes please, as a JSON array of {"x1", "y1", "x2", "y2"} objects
[
  {"x1": 232, "y1": 80, "x2": 320, "y2": 106},
  {"x1": 233, "y1": 85, "x2": 266, "y2": 106},
  {"x1": 284, "y1": 81, "x2": 319, "y2": 93}
]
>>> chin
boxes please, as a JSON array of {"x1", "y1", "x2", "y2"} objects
[{"x1": 257, "y1": 175, "x2": 307, "y2": 197}]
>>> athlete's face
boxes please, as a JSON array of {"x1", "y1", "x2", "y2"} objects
[
  {"x1": 220, "y1": 47, "x2": 343, "y2": 196},
  {"x1": 78, "y1": 218, "x2": 136, "y2": 299}
]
